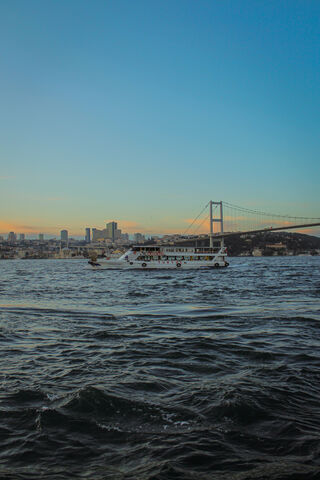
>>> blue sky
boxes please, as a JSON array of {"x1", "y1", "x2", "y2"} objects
[{"x1": 0, "y1": 0, "x2": 319, "y2": 235}]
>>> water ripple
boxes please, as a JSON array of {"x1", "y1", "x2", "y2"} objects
[{"x1": 0, "y1": 257, "x2": 320, "y2": 479}]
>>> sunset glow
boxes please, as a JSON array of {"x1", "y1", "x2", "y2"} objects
[{"x1": 0, "y1": 1, "x2": 319, "y2": 237}]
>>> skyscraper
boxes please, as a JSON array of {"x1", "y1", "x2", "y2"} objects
[
  {"x1": 19, "y1": 233, "x2": 25, "y2": 241},
  {"x1": 92, "y1": 228, "x2": 107, "y2": 242},
  {"x1": 106, "y1": 222, "x2": 117, "y2": 242},
  {"x1": 8, "y1": 232, "x2": 17, "y2": 244},
  {"x1": 39, "y1": 233, "x2": 44, "y2": 241},
  {"x1": 85, "y1": 228, "x2": 91, "y2": 243},
  {"x1": 60, "y1": 230, "x2": 68, "y2": 244}
]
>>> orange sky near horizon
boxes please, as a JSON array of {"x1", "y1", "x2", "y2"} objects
[
  {"x1": 1, "y1": 217, "x2": 320, "y2": 238},
  {"x1": 0, "y1": 219, "x2": 201, "y2": 237}
]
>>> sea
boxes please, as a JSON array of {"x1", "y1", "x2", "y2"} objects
[{"x1": 0, "y1": 257, "x2": 320, "y2": 480}]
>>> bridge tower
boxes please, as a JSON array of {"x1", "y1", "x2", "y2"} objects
[{"x1": 209, "y1": 201, "x2": 224, "y2": 248}]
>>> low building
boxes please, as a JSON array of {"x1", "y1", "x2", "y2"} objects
[{"x1": 134, "y1": 233, "x2": 145, "y2": 243}]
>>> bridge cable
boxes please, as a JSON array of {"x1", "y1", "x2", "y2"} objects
[
  {"x1": 223, "y1": 201, "x2": 320, "y2": 221},
  {"x1": 193, "y1": 214, "x2": 210, "y2": 234},
  {"x1": 183, "y1": 202, "x2": 210, "y2": 236}
]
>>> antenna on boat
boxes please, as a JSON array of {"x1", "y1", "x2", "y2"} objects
[{"x1": 209, "y1": 201, "x2": 224, "y2": 248}]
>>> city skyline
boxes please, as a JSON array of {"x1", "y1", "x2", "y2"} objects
[
  {"x1": 2, "y1": 214, "x2": 319, "y2": 239},
  {"x1": 0, "y1": 219, "x2": 193, "y2": 237},
  {"x1": 1, "y1": 1, "x2": 319, "y2": 234}
]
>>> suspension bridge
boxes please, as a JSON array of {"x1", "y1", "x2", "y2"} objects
[{"x1": 176, "y1": 201, "x2": 320, "y2": 246}]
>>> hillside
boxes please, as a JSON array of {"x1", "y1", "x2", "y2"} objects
[{"x1": 225, "y1": 231, "x2": 320, "y2": 256}]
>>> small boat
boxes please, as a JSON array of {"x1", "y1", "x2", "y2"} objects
[{"x1": 88, "y1": 244, "x2": 228, "y2": 269}]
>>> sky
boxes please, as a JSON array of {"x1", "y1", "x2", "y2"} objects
[{"x1": 0, "y1": 0, "x2": 319, "y2": 237}]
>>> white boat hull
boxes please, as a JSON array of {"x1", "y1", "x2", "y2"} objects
[
  {"x1": 88, "y1": 245, "x2": 229, "y2": 270},
  {"x1": 88, "y1": 259, "x2": 228, "y2": 270}
]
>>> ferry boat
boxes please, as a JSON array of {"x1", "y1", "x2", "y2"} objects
[
  {"x1": 88, "y1": 200, "x2": 229, "y2": 269},
  {"x1": 88, "y1": 244, "x2": 228, "y2": 269}
]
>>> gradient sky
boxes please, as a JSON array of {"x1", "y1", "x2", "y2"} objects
[{"x1": 1, "y1": 0, "x2": 319, "y2": 236}]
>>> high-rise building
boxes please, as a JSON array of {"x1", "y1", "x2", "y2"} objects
[
  {"x1": 91, "y1": 222, "x2": 125, "y2": 243},
  {"x1": 85, "y1": 228, "x2": 91, "y2": 243},
  {"x1": 39, "y1": 233, "x2": 44, "y2": 241},
  {"x1": 115, "y1": 228, "x2": 122, "y2": 240},
  {"x1": 19, "y1": 233, "x2": 25, "y2": 241},
  {"x1": 8, "y1": 232, "x2": 17, "y2": 244},
  {"x1": 60, "y1": 230, "x2": 68, "y2": 244},
  {"x1": 106, "y1": 222, "x2": 117, "y2": 242},
  {"x1": 92, "y1": 228, "x2": 105, "y2": 242}
]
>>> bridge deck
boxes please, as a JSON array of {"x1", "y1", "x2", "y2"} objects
[{"x1": 175, "y1": 222, "x2": 320, "y2": 244}]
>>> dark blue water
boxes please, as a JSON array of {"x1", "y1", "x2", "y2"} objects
[{"x1": 1, "y1": 257, "x2": 320, "y2": 479}]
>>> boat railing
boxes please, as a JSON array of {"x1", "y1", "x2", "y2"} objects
[{"x1": 194, "y1": 248, "x2": 221, "y2": 254}]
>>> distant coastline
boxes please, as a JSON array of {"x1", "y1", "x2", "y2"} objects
[{"x1": 0, "y1": 232, "x2": 319, "y2": 260}]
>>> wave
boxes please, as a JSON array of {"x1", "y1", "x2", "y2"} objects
[{"x1": 58, "y1": 386, "x2": 198, "y2": 432}]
